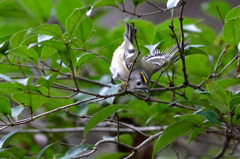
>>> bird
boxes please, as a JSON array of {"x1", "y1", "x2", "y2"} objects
[{"x1": 110, "y1": 22, "x2": 190, "y2": 93}]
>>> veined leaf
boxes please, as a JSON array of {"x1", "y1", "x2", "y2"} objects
[
  {"x1": 6, "y1": 46, "x2": 38, "y2": 64},
  {"x1": 223, "y1": 17, "x2": 240, "y2": 46},
  {"x1": 66, "y1": 7, "x2": 89, "y2": 39},
  {"x1": 0, "y1": 129, "x2": 21, "y2": 149},
  {"x1": 152, "y1": 120, "x2": 195, "y2": 158},
  {"x1": 32, "y1": 24, "x2": 62, "y2": 39},
  {"x1": 0, "y1": 96, "x2": 12, "y2": 116},
  {"x1": 84, "y1": 105, "x2": 125, "y2": 138}
]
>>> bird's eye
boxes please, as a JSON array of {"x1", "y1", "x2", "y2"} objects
[{"x1": 136, "y1": 81, "x2": 141, "y2": 86}]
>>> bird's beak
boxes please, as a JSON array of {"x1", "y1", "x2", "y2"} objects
[{"x1": 142, "y1": 88, "x2": 149, "y2": 93}]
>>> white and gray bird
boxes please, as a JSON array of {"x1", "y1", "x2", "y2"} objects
[{"x1": 110, "y1": 23, "x2": 190, "y2": 93}]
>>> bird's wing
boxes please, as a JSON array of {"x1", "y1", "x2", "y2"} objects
[{"x1": 142, "y1": 39, "x2": 191, "y2": 76}]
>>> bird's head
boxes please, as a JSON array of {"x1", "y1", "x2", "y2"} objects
[{"x1": 127, "y1": 70, "x2": 149, "y2": 93}]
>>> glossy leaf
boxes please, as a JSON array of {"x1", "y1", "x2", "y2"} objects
[
  {"x1": 77, "y1": 53, "x2": 95, "y2": 68},
  {"x1": 93, "y1": 0, "x2": 118, "y2": 9},
  {"x1": 38, "y1": 35, "x2": 54, "y2": 43},
  {"x1": 152, "y1": 31, "x2": 175, "y2": 48},
  {"x1": 21, "y1": 0, "x2": 52, "y2": 23},
  {"x1": 96, "y1": 152, "x2": 127, "y2": 159},
  {"x1": 230, "y1": 97, "x2": 240, "y2": 110},
  {"x1": 0, "y1": 96, "x2": 11, "y2": 116},
  {"x1": 0, "y1": 147, "x2": 26, "y2": 159},
  {"x1": 6, "y1": 46, "x2": 38, "y2": 64},
  {"x1": 37, "y1": 73, "x2": 58, "y2": 89},
  {"x1": 59, "y1": 145, "x2": 90, "y2": 159},
  {"x1": 195, "y1": 109, "x2": 219, "y2": 124},
  {"x1": 37, "y1": 141, "x2": 60, "y2": 159},
  {"x1": 174, "y1": 114, "x2": 204, "y2": 125},
  {"x1": 132, "y1": 0, "x2": 146, "y2": 7},
  {"x1": 32, "y1": 24, "x2": 62, "y2": 39},
  {"x1": 66, "y1": 7, "x2": 89, "y2": 39},
  {"x1": 84, "y1": 105, "x2": 125, "y2": 138},
  {"x1": 57, "y1": 48, "x2": 77, "y2": 70},
  {"x1": 223, "y1": 17, "x2": 240, "y2": 46},
  {"x1": 0, "y1": 40, "x2": 9, "y2": 55},
  {"x1": 56, "y1": 0, "x2": 84, "y2": 27},
  {"x1": 205, "y1": 80, "x2": 229, "y2": 104},
  {"x1": 152, "y1": 120, "x2": 195, "y2": 158},
  {"x1": 10, "y1": 29, "x2": 28, "y2": 48},
  {"x1": 225, "y1": 5, "x2": 240, "y2": 22},
  {"x1": 185, "y1": 47, "x2": 214, "y2": 65},
  {"x1": 167, "y1": 0, "x2": 180, "y2": 9},
  {"x1": 40, "y1": 40, "x2": 66, "y2": 51},
  {"x1": 0, "y1": 129, "x2": 21, "y2": 148},
  {"x1": 201, "y1": 1, "x2": 232, "y2": 21},
  {"x1": 205, "y1": 94, "x2": 229, "y2": 114},
  {"x1": 11, "y1": 105, "x2": 24, "y2": 120},
  {"x1": 0, "y1": 83, "x2": 21, "y2": 94},
  {"x1": 75, "y1": 17, "x2": 93, "y2": 44},
  {"x1": 178, "y1": 100, "x2": 214, "y2": 109},
  {"x1": 12, "y1": 92, "x2": 48, "y2": 112},
  {"x1": 189, "y1": 127, "x2": 203, "y2": 143},
  {"x1": 0, "y1": 74, "x2": 13, "y2": 83},
  {"x1": 41, "y1": 46, "x2": 57, "y2": 61},
  {"x1": 105, "y1": 84, "x2": 121, "y2": 104}
]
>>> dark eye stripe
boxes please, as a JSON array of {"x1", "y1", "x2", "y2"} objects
[{"x1": 140, "y1": 72, "x2": 148, "y2": 83}]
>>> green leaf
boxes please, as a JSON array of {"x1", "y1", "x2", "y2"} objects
[
  {"x1": 119, "y1": 134, "x2": 133, "y2": 146},
  {"x1": 12, "y1": 92, "x2": 48, "y2": 112},
  {"x1": 0, "y1": 74, "x2": 13, "y2": 83},
  {"x1": 132, "y1": 0, "x2": 145, "y2": 7},
  {"x1": 185, "y1": 47, "x2": 214, "y2": 65},
  {"x1": 11, "y1": 105, "x2": 24, "y2": 120},
  {"x1": 56, "y1": 0, "x2": 84, "y2": 27},
  {"x1": 178, "y1": 100, "x2": 214, "y2": 109},
  {"x1": 66, "y1": 7, "x2": 89, "y2": 39},
  {"x1": 37, "y1": 73, "x2": 58, "y2": 89},
  {"x1": 152, "y1": 120, "x2": 195, "y2": 158},
  {"x1": 96, "y1": 152, "x2": 127, "y2": 159},
  {"x1": 37, "y1": 141, "x2": 60, "y2": 159},
  {"x1": 10, "y1": 29, "x2": 28, "y2": 48},
  {"x1": 59, "y1": 145, "x2": 90, "y2": 159},
  {"x1": 75, "y1": 17, "x2": 93, "y2": 44},
  {"x1": 40, "y1": 40, "x2": 66, "y2": 51},
  {"x1": 0, "y1": 147, "x2": 26, "y2": 159},
  {"x1": 225, "y1": 5, "x2": 240, "y2": 22},
  {"x1": 235, "y1": 104, "x2": 240, "y2": 119},
  {"x1": 205, "y1": 94, "x2": 229, "y2": 114},
  {"x1": 201, "y1": 1, "x2": 232, "y2": 21},
  {"x1": 76, "y1": 53, "x2": 96, "y2": 68},
  {"x1": 230, "y1": 97, "x2": 240, "y2": 110},
  {"x1": 174, "y1": 114, "x2": 204, "y2": 125},
  {"x1": 0, "y1": 96, "x2": 11, "y2": 116},
  {"x1": 7, "y1": 46, "x2": 38, "y2": 64},
  {"x1": 32, "y1": 24, "x2": 62, "y2": 39},
  {"x1": 223, "y1": 17, "x2": 240, "y2": 46},
  {"x1": 84, "y1": 105, "x2": 125, "y2": 138},
  {"x1": 0, "y1": 35, "x2": 12, "y2": 45},
  {"x1": 57, "y1": 47, "x2": 77, "y2": 70},
  {"x1": 0, "y1": 129, "x2": 21, "y2": 148},
  {"x1": 0, "y1": 40, "x2": 9, "y2": 55},
  {"x1": 0, "y1": 82, "x2": 21, "y2": 94},
  {"x1": 167, "y1": 0, "x2": 180, "y2": 9},
  {"x1": 38, "y1": 35, "x2": 54, "y2": 43},
  {"x1": 21, "y1": 0, "x2": 52, "y2": 23},
  {"x1": 189, "y1": 127, "x2": 203, "y2": 143},
  {"x1": 41, "y1": 46, "x2": 57, "y2": 61},
  {"x1": 152, "y1": 31, "x2": 175, "y2": 48},
  {"x1": 105, "y1": 84, "x2": 122, "y2": 104},
  {"x1": 195, "y1": 109, "x2": 219, "y2": 124},
  {"x1": 93, "y1": 0, "x2": 118, "y2": 9},
  {"x1": 205, "y1": 80, "x2": 229, "y2": 104}
]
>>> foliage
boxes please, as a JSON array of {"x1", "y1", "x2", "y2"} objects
[{"x1": 0, "y1": 0, "x2": 239, "y2": 158}]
